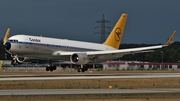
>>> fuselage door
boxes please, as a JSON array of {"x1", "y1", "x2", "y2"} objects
[
  {"x1": 25, "y1": 39, "x2": 29, "y2": 48},
  {"x1": 66, "y1": 46, "x2": 69, "y2": 51}
]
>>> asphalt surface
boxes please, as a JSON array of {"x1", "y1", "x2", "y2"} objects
[
  {"x1": 0, "y1": 88, "x2": 180, "y2": 95},
  {"x1": 0, "y1": 73, "x2": 180, "y2": 81}
]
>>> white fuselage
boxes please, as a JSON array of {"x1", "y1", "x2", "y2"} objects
[{"x1": 7, "y1": 35, "x2": 116, "y2": 60}]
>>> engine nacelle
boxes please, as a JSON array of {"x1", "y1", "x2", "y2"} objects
[
  {"x1": 70, "y1": 53, "x2": 89, "y2": 64},
  {"x1": 16, "y1": 57, "x2": 33, "y2": 63}
]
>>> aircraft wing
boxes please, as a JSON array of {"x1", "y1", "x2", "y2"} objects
[
  {"x1": 53, "y1": 45, "x2": 162, "y2": 62},
  {"x1": 87, "y1": 45, "x2": 162, "y2": 55},
  {"x1": 52, "y1": 31, "x2": 176, "y2": 63}
]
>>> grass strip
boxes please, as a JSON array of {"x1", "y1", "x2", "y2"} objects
[{"x1": 0, "y1": 78, "x2": 180, "y2": 89}]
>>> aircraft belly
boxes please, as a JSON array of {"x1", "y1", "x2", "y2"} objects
[
  {"x1": 10, "y1": 44, "x2": 51, "y2": 55},
  {"x1": 13, "y1": 44, "x2": 70, "y2": 60}
]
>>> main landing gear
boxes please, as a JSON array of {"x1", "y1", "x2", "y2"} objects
[
  {"x1": 77, "y1": 65, "x2": 88, "y2": 72},
  {"x1": 46, "y1": 60, "x2": 57, "y2": 72},
  {"x1": 46, "y1": 65, "x2": 57, "y2": 72},
  {"x1": 11, "y1": 55, "x2": 18, "y2": 67}
]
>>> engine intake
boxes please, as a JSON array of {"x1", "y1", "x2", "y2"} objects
[
  {"x1": 70, "y1": 53, "x2": 89, "y2": 64},
  {"x1": 16, "y1": 57, "x2": 33, "y2": 63}
]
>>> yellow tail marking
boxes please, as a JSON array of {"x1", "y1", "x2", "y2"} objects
[
  {"x1": 165, "y1": 31, "x2": 176, "y2": 46},
  {"x1": 3, "y1": 28, "x2": 10, "y2": 43},
  {"x1": 103, "y1": 13, "x2": 128, "y2": 49}
]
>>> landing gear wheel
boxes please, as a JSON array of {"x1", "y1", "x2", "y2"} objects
[
  {"x1": 46, "y1": 67, "x2": 50, "y2": 71},
  {"x1": 81, "y1": 68, "x2": 85, "y2": 72},
  {"x1": 50, "y1": 68, "x2": 54, "y2": 72},
  {"x1": 78, "y1": 67, "x2": 81, "y2": 72},
  {"x1": 77, "y1": 65, "x2": 88, "y2": 72},
  {"x1": 52, "y1": 66, "x2": 57, "y2": 70}
]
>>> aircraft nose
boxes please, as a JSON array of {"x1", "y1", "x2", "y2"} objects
[{"x1": 4, "y1": 42, "x2": 11, "y2": 50}]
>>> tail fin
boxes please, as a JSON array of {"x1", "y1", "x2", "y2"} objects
[{"x1": 103, "y1": 13, "x2": 128, "y2": 49}]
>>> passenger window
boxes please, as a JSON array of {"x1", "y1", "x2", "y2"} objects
[{"x1": 8, "y1": 40, "x2": 18, "y2": 42}]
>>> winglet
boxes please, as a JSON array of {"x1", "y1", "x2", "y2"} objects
[
  {"x1": 3, "y1": 28, "x2": 10, "y2": 43},
  {"x1": 165, "y1": 31, "x2": 176, "y2": 46}
]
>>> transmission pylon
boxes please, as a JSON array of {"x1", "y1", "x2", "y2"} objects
[{"x1": 95, "y1": 14, "x2": 111, "y2": 43}]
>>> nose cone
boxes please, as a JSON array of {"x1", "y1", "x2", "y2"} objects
[{"x1": 4, "y1": 42, "x2": 11, "y2": 50}]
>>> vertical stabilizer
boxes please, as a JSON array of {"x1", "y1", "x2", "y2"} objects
[{"x1": 103, "y1": 13, "x2": 128, "y2": 49}]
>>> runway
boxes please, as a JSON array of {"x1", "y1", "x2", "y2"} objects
[
  {"x1": 1, "y1": 73, "x2": 180, "y2": 96},
  {"x1": 0, "y1": 88, "x2": 180, "y2": 95},
  {"x1": 0, "y1": 73, "x2": 180, "y2": 81}
]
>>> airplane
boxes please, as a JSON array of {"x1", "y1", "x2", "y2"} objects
[{"x1": 3, "y1": 13, "x2": 176, "y2": 72}]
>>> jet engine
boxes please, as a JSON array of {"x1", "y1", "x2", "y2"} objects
[
  {"x1": 70, "y1": 53, "x2": 89, "y2": 64},
  {"x1": 16, "y1": 57, "x2": 34, "y2": 63}
]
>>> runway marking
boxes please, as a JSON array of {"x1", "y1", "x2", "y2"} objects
[
  {"x1": 0, "y1": 89, "x2": 180, "y2": 95},
  {"x1": 0, "y1": 74, "x2": 180, "y2": 81}
]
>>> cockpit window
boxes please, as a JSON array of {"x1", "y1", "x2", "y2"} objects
[{"x1": 9, "y1": 40, "x2": 18, "y2": 43}]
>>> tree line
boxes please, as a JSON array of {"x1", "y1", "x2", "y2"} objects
[
  {"x1": 0, "y1": 39, "x2": 180, "y2": 62},
  {"x1": 119, "y1": 41, "x2": 180, "y2": 62}
]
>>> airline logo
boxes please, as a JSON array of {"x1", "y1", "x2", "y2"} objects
[
  {"x1": 29, "y1": 38, "x2": 41, "y2": 42},
  {"x1": 114, "y1": 27, "x2": 121, "y2": 42}
]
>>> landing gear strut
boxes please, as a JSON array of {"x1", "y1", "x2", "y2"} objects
[
  {"x1": 11, "y1": 55, "x2": 18, "y2": 67},
  {"x1": 77, "y1": 65, "x2": 88, "y2": 72}
]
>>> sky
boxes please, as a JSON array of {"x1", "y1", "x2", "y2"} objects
[{"x1": 0, "y1": 0, "x2": 180, "y2": 44}]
